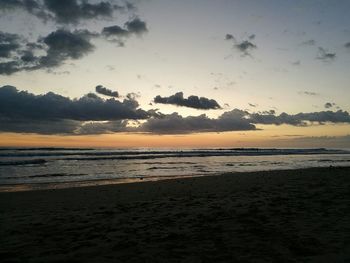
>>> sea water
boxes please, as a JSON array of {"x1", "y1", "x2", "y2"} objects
[{"x1": 0, "y1": 148, "x2": 349, "y2": 189}]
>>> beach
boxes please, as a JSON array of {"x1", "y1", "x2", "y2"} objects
[{"x1": 1, "y1": 166, "x2": 350, "y2": 262}]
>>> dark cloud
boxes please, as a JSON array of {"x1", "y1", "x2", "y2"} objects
[
  {"x1": 225, "y1": 34, "x2": 257, "y2": 56},
  {"x1": 0, "y1": 1, "x2": 148, "y2": 75},
  {"x1": 299, "y1": 91, "x2": 319, "y2": 96},
  {"x1": 249, "y1": 110, "x2": 350, "y2": 126},
  {"x1": 0, "y1": 85, "x2": 149, "y2": 122},
  {"x1": 2, "y1": 86, "x2": 350, "y2": 135},
  {"x1": 345, "y1": 42, "x2": 350, "y2": 49},
  {"x1": 95, "y1": 85, "x2": 119, "y2": 98},
  {"x1": 43, "y1": 0, "x2": 114, "y2": 24},
  {"x1": 0, "y1": 32, "x2": 20, "y2": 58},
  {"x1": 0, "y1": 25, "x2": 149, "y2": 74},
  {"x1": 225, "y1": 34, "x2": 234, "y2": 40},
  {"x1": 138, "y1": 109, "x2": 350, "y2": 134},
  {"x1": 248, "y1": 34, "x2": 255, "y2": 40},
  {"x1": 39, "y1": 29, "x2": 95, "y2": 67},
  {"x1": 324, "y1": 102, "x2": 335, "y2": 109},
  {"x1": 236, "y1": 40, "x2": 256, "y2": 55},
  {"x1": 125, "y1": 17, "x2": 148, "y2": 35},
  {"x1": 102, "y1": 17, "x2": 148, "y2": 44},
  {"x1": 102, "y1": 25, "x2": 129, "y2": 37},
  {"x1": 317, "y1": 47, "x2": 336, "y2": 61},
  {"x1": 0, "y1": 0, "x2": 132, "y2": 24},
  {"x1": 0, "y1": 29, "x2": 96, "y2": 74},
  {"x1": 154, "y1": 92, "x2": 222, "y2": 110},
  {"x1": 138, "y1": 110, "x2": 256, "y2": 134}
]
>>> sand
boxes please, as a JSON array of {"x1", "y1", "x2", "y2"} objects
[{"x1": 1, "y1": 167, "x2": 350, "y2": 262}]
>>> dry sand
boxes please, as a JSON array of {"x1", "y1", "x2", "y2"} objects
[{"x1": 1, "y1": 167, "x2": 350, "y2": 262}]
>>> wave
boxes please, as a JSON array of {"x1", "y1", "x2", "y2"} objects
[
  {"x1": 0, "y1": 159, "x2": 47, "y2": 166},
  {"x1": 1, "y1": 149, "x2": 349, "y2": 167},
  {"x1": 0, "y1": 148, "x2": 348, "y2": 158}
]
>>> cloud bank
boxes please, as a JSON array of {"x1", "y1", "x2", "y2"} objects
[{"x1": 1, "y1": 86, "x2": 350, "y2": 135}]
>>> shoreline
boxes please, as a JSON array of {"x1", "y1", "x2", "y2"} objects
[
  {"x1": 1, "y1": 166, "x2": 350, "y2": 262},
  {"x1": 1, "y1": 165, "x2": 349, "y2": 193}
]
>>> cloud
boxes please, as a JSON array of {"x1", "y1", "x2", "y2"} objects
[
  {"x1": 317, "y1": 47, "x2": 336, "y2": 61},
  {"x1": 95, "y1": 85, "x2": 119, "y2": 98},
  {"x1": 300, "y1": 39, "x2": 316, "y2": 46},
  {"x1": 225, "y1": 34, "x2": 234, "y2": 41},
  {"x1": 248, "y1": 110, "x2": 350, "y2": 126},
  {"x1": 2, "y1": 86, "x2": 350, "y2": 135},
  {"x1": 0, "y1": 29, "x2": 96, "y2": 74},
  {"x1": 125, "y1": 17, "x2": 148, "y2": 35},
  {"x1": 154, "y1": 92, "x2": 222, "y2": 110},
  {"x1": 43, "y1": 0, "x2": 114, "y2": 24},
  {"x1": 0, "y1": 2, "x2": 148, "y2": 75},
  {"x1": 138, "y1": 110, "x2": 256, "y2": 134},
  {"x1": 345, "y1": 42, "x2": 350, "y2": 49},
  {"x1": 102, "y1": 25, "x2": 129, "y2": 37},
  {"x1": 39, "y1": 29, "x2": 96, "y2": 67},
  {"x1": 0, "y1": 85, "x2": 149, "y2": 122},
  {"x1": 0, "y1": 18, "x2": 148, "y2": 75},
  {"x1": 324, "y1": 102, "x2": 336, "y2": 109},
  {"x1": 0, "y1": 0, "x2": 133, "y2": 24},
  {"x1": 299, "y1": 91, "x2": 319, "y2": 96},
  {"x1": 102, "y1": 17, "x2": 148, "y2": 45},
  {"x1": 0, "y1": 32, "x2": 20, "y2": 58},
  {"x1": 225, "y1": 34, "x2": 257, "y2": 56},
  {"x1": 236, "y1": 40, "x2": 256, "y2": 55}
]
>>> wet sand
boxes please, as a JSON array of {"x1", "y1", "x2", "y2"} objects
[{"x1": 1, "y1": 167, "x2": 350, "y2": 262}]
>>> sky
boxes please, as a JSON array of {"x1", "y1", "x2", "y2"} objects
[{"x1": 0, "y1": 0, "x2": 350, "y2": 148}]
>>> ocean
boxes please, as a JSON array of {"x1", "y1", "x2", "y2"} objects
[{"x1": 0, "y1": 147, "x2": 349, "y2": 191}]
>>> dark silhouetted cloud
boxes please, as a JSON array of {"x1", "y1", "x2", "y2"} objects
[
  {"x1": 0, "y1": 0, "x2": 133, "y2": 24},
  {"x1": 43, "y1": 0, "x2": 114, "y2": 24},
  {"x1": 102, "y1": 25, "x2": 129, "y2": 37},
  {"x1": 2, "y1": 86, "x2": 350, "y2": 135},
  {"x1": 154, "y1": 92, "x2": 222, "y2": 110},
  {"x1": 225, "y1": 34, "x2": 257, "y2": 56},
  {"x1": 0, "y1": 1, "x2": 148, "y2": 75},
  {"x1": 236, "y1": 40, "x2": 256, "y2": 55},
  {"x1": 299, "y1": 91, "x2": 319, "y2": 96},
  {"x1": 345, "y1": 42, "x2": 350, "y2": 49},
  {"x1": 0, "y1": 85, "x2": 149, "y2": 122},
  {"x1": 225, "y1": 34, "x2": 234, "y2": 40},
  {"x1": 125, "y1": 17, "x2": 148, "y2": 35},
  {"x1": 0, "y1": 20, "x2": 148, "y2": 75},
  {"x1": 0, "y1": 32, "x2": 20, "y2": 58},
  {"x1": 138, "y1": 110, "x2": 256, "y2": 134},
  {"x1": 317, "y1": 47, "x2": 336, "y2": 61},
  {"x1": 95, "y1": 85, "x2": 119, "y2": 98},
  {"x1": 0, "y1": 29, "x2": 96, "y2": 74},
  {"x1": 39, "y1": 29, "x2": 95, "y2": 67},
  {"x1": 324, "y1": 102, "x2": 336, "y2": 109},
  {"x1": 102, "y1": 17, "x2": 148, "y2": 45}
]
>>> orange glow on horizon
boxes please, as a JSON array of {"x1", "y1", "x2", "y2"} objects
[{"x1": 1, "y1": 124, "x2": 349, "y2": 148}]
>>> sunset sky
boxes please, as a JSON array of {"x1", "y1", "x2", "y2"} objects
[{"x1": 1, "y1": 0, "x2": 350, "y2": 148}]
